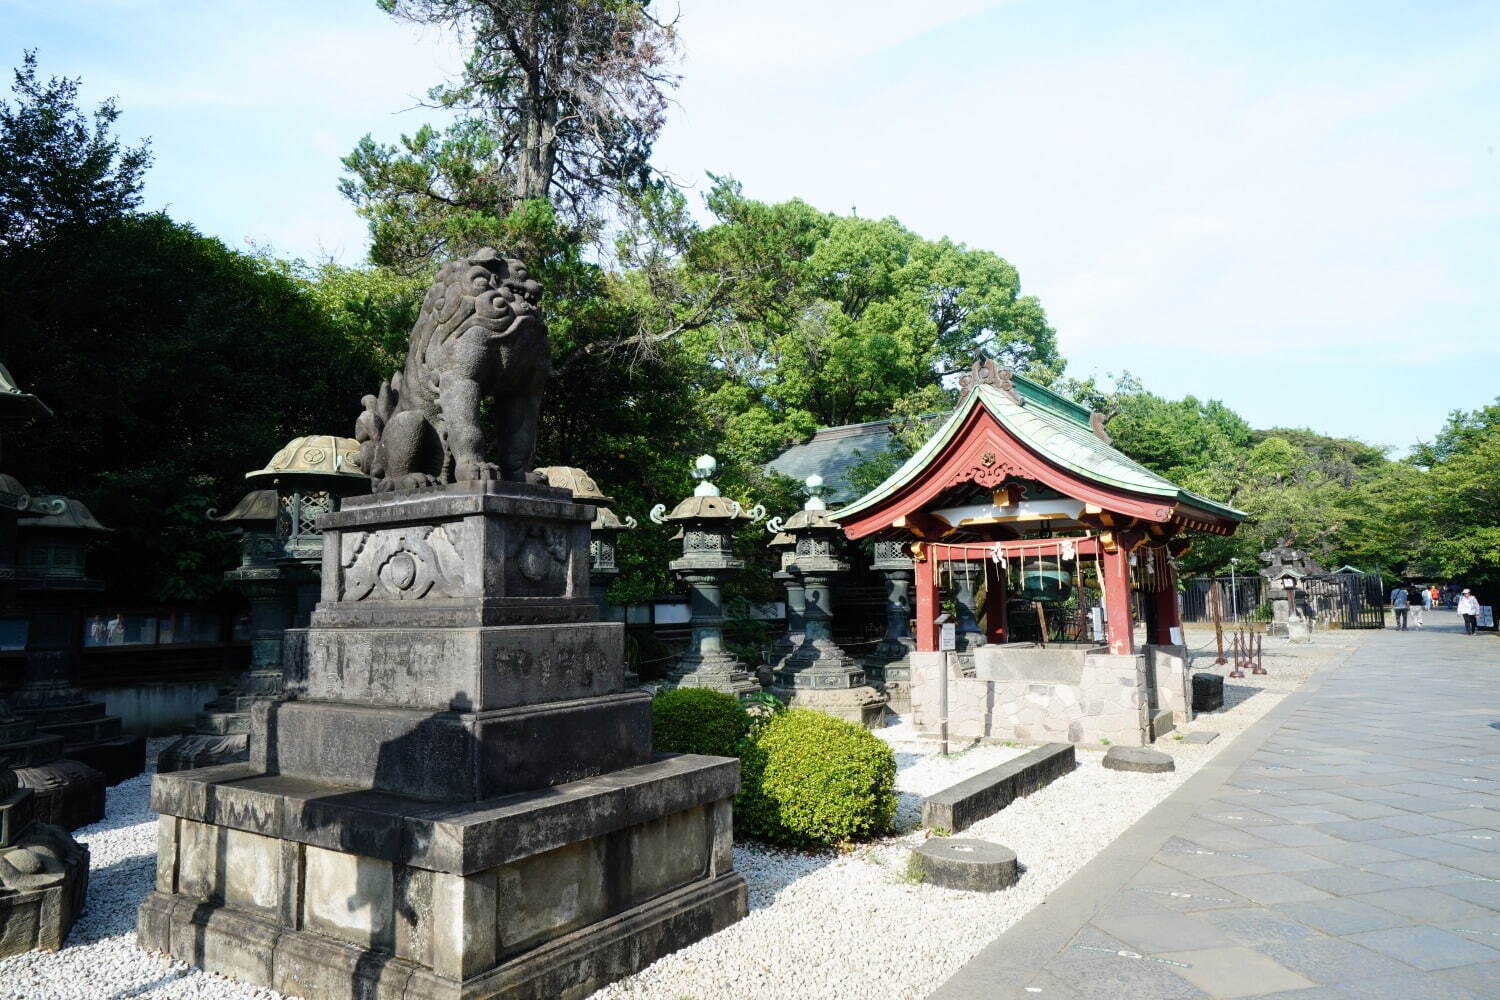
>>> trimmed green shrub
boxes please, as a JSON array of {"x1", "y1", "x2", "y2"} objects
[
  {"x1": 735, "y1": 708, "x2": 897, "y2": 848},
  {"x1": 651, "y1": 688, "x2": 751, "y2": 758}
]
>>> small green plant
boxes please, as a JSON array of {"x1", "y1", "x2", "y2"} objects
[
  {"x1": 651, "y1": 688, "x2": 751, "y2": 759},
  {"x1": 741, "y1": 689, "x2": 787, "y2": 729},
  {"x1": 1100, "y1": 737, "x2": 1112, "y2": 746},
  {"x1": 1173, "y1": 733, "x2": 1184, "y2": 741},
  {"x1": 928, "y1": 825, "x2": 951, "y2": 838},
  {"x1": 735, "y1": 708, "x2": 897, "y2": 848},
  {"x1": 903, "y1": 853, "x2": 927, "y2": 884}
]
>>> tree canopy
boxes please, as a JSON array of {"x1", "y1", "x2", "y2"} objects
[{"x1": 0, "y1": 50, "x2": 151, "y2": 252}]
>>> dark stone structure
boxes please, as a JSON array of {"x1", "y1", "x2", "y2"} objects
[
  {"x1": 765, "y1": 528, "x2": 802, "y2": 688},
  {"x1": 920, "y1": 743, "x2": 1076, "y2": 834},
  {"x1": 356, "y1": 249, "x2": 548, "y2": 492},
  {"x1": 1192, "y1": 671, "x2": 1225, "y2": 713},
  {"x1": 653, "y1": 456, "x2": 760, "y2": 698},
  {"x1": 863, "y1": 539, "x2": 916, "y2": 713},
  {"x1": 0, "y1": 369, "x2": 108, "y2": 829},
  {"x1": 0, "y1": 765, "x2": 89, "y2": 957},
  {"x1": 139, "y1": 257, "x2": 746, "y2": 1000},
  {"x1": 768, "y1": 476, "x2": 885, "y2": 727}
]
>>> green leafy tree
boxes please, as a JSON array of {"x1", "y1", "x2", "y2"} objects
[
  {"x1": 343, "y1": 0, "x2": 680, "y2": 270},
  {"x1": 0, "y1": 50, "x2": 151, "y2": 251},
  {"x1": 1405, "y1": 401, "x2": 1500, "y2": 586},
  {"x1": 1, "y1": 214, "x2": 384, "y2": 598}
]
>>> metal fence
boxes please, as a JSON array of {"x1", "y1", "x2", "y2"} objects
[
  {"x1": 1180, "y1": 571, "x2": 1386, "y2": 629},
  {"x1": 1180, "y1": 575, "x2": 1268, "y2": 624}
]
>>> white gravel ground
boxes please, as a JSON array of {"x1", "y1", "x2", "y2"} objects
[
  {"x1": 591, "y1": 631, "x2": 1363, "y2": 1000},
  {"x1": 0, "y1": 739, "x2": 286, "y2": 1000},
  {"x1": 0, "y1": 631, "x2": 1359, "y2": 1000}
]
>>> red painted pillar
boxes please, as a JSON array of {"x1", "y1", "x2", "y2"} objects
[
  {"x1": 914, "y1": 548, "x2": 937, "y2": 652},
  {"x1": 1151, "y1": 558, "x2": 1181, "y2": 644},
  {"x1": 1102, "y1": 544, "x2": 1134, "y2": 655},
  {"x1": 984, "y1": 568, "x2": 1008, "y2": 643}
]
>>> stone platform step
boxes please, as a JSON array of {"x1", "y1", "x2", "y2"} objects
[
  {"x1": 17, "y1": 701, "x2": 107, "y2": 727},
  {"x1": 193, "y1": 711, "x2": 251, "y2": 735},
  {"x1": 37, "y1": 714, "x2": 124, "y2": 749},
  {"x1": 0, "y1": 735, "x2": 68, "y2": 768},
  {"x1": 67, "y1": 734, "x2": 146, "y2": 785},
  {"x1": 0, "y1": 720, "x2": 37, "y2": 744}
]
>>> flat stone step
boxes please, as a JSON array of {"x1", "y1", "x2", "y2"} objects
[
  {"x1": 1180, "y1": 731, "x2": 1219, "y2": 745},
  {"x1": 1103, "y1": 745, "x2": 1176, "y2": 773},
  {"x1": 19, "y1": 702, "x2": 106, "y2": 726},
  {"x1": 909, "y1": 838, "x2": 1019, "y2": 892},
  {"x1": 0, "y1": 735, "x2": 67, "y2": 767},
  {"x1": 38, "y1": 715, "x2": 123, "y2": 748},
  {"x1": 193, "y1": 711, "x2": 251, "y2": 735},
  {"x1": 922, "y1": 743, "x2": 1077, "y2": 833}
]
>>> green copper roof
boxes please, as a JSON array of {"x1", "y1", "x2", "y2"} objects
[{"x1": 832, "y1": 372, "x2": 1246, "y2": 525}]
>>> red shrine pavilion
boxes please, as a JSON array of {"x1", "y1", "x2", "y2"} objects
[{"x1": 831, "y1": 359, "x2": 1247, "y2": 745}]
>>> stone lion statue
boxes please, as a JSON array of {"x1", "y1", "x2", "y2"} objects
[{"x1": 355, "y1": 248, "x2": 550, "y2": 492}]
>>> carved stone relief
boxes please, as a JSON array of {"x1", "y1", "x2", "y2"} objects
[{"x1": 340, "y1": 522, "x2": 469, "y2": 601}]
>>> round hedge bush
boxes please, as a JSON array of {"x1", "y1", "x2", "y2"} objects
[
  {"x1": 735, "y1": 708, "x2": 897, "y2": 848},
  {"x1": 651, "y1": 687, "x2": 751, "y2": 758}
]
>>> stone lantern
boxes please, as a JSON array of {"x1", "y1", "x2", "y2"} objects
[
  {"x1": 155, "y1": 488, "x2": 278, "y2": 773},
  {"x1": 766, "y1": 526, "x2": 804, "y2": 681},
  {"x1": 650, "y1": 455, "x2": 760, "y2": 697},
  {"x1": 245, "y1": 434, "x2": 368, "y2": 623},
  {"x1": 535, "y1": 466, "x2": 637, "y2": 621},
  {"x1": 769, "y1": 476, "x2": 887, "y2": 728},
  {"x1": 863, "y1": 539, "x2": 917, "y2": 714},
  {"x1": 11, "y1": 496, "x2": 146, "y2": 786}
]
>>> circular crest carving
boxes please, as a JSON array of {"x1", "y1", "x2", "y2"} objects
[{"x1": 388, "y1": 551, "x2": 417, "y2": 590}]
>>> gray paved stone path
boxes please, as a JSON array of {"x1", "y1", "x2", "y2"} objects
[{"x1": 933, "y1": 614, "x2": 1500, "y2": 999}]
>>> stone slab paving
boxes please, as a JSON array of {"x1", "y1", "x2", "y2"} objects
[{"x1": 933, "y1": 616, "x2": 1500, "y2": 999}]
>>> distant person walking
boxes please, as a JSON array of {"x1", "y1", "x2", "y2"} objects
[
  {"x1": 1425, "y1": 586, "x2": 1437, "y2": 610},
  {"x1": 1391, "y1": 584, "x2": 1410, "y2": 631},
  {"x1": 1409, "y1": 586, "x2": 1426, "y2": 628},
  {"x1": 1456, "y1": 589, "x2": 1481, "y2": 635}
]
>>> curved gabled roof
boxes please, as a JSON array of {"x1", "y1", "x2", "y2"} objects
[{"x1": 833, "y1": 373, "x2": 1246, "y2": 526}]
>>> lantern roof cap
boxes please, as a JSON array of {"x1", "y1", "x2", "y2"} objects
[
  {"x1": 17, "y1": 495, "x2": 110, "y2": 533},
  {"x1": 662, "y1": 494, "x2": 752, "y2": 522},
  {"x1": 212, "y1": 489, "x2": 278, "y2": 525},
  {"x1": 533, "y1": 466, "x2": 614, "y2": 506},
  {"x1": 0, "y1": 362, "x2": 51, "y2": 421},
  {"x1": 246, "y1": 435, "x2": 366, "y2": 488}
]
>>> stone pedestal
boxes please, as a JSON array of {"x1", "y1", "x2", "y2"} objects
[
  {"x1": 0, "y1": 768, "x2": 89, "y2": 957},
  {"x1": 10, "y1": 650, "x2": 142, "y2": 786},
  {"x1": 863, "y1": 541, "x2": 916, "y2": 714},
  {"x1": 139, "y1": 482, "x2": 747, "y2": 1000}
]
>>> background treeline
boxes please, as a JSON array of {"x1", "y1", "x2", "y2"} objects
[{"x1": 2, "y1": 22, "x2": 1494, "y2": 606}]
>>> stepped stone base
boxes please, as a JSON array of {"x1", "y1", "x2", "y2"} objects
[
  {"x1": 771, "y1": 684, "x2": 888, "y2": 729},
  {"x1": 0, "y1": 789, "x2": 90, "y2": 957},
  {"x1": 668, "y1": 659, "x2": 761, "y2": 699},
  {"x1": 156, "y1": 732, "x2": 249, "y2": 774},
  {"x1": 138, "y1": 755, "x2": 747, "y2": 1000}
]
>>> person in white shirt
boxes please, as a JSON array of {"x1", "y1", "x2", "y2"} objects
[{"x1": 1456, "y1": 589, "x2": 1481, "y2": 635}]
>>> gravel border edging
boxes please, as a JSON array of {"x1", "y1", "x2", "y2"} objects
[
  {"x1": 922, "y1": 743, "x2": 1077, "y2": 833},
  {"x1": 929, "y1": 637, "x2": 1364, "y2": 1000}
]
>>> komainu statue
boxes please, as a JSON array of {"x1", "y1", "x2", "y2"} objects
[{"x1": 355, "y1": 248, "x2": 549, "y2": 492}]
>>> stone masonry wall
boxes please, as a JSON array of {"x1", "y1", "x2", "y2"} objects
[{"x1": 909, "y1": 649, "x2": 1150, "y2": 747}]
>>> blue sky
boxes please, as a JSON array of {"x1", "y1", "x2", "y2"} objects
[{"x1": 7, "y1": 0, "x2": 1498, "y2": 455}]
